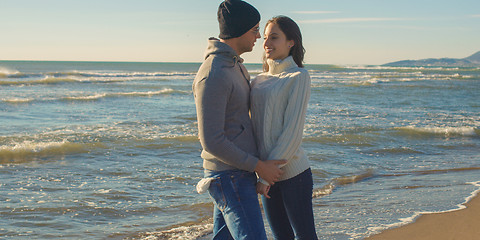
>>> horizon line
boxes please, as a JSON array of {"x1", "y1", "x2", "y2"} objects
[{"x1": 0, "y1": 59, "x2": 353, "y2": 66}]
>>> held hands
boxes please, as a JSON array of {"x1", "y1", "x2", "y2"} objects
[
  {"x1": 256, "y1": 182, "x2": 271, "y2": 198},
  {"x1": 254, "y1": 159, "x2": 287, "y2": 185}
]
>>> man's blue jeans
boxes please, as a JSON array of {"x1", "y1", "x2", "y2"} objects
[
  {"x1": 205, "y1": 169, "x2": 267, "y2": 240},
  {"x1": 261, "y1": 168, "x2": 318, "y2": 240}
]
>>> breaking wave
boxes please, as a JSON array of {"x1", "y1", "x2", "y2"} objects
[
  {"x1": 1, "y1": 89, "x2": 188, "y2": 103},
  {"x1": 0, "y1": 140, "x2": 94, "y2": 164},
  {"x1": 395, "y1": 126, "x2": 479, "y2": 137},
  {"x1": 61, "y1": 89, "x2": 187, "y2": 101}
]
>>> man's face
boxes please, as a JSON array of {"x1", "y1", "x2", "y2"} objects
[{"x1": 237, "y1": 23, "x2": 261, "y2": 54}]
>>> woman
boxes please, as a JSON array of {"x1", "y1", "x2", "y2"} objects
[{"x1": 250, "y1": 16, "x2": 318, "y2": 239}]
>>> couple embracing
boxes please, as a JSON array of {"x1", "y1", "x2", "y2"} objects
[{"x1": 193, "y1": 0, "x2": 317, "y2": 239}]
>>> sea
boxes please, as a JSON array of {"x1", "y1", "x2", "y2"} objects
[{"x1": 0, "y1": 60, "x2": 479, "y2": 239}]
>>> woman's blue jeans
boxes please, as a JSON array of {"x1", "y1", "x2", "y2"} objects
[
  {"x1": 261, "y1": 168, "x2": 318, "y2": 240},
  {"x1": 205, "y1": 169, "x2": 267, "y2": 240}
]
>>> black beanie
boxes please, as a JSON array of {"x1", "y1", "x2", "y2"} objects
[{"x1": 217, "y1": 0, "x2": 260, "y2": 39}]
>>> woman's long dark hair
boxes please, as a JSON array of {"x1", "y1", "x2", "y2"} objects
[{"x1": 263, "y1": 16, "x2": 305, "y2": 72}]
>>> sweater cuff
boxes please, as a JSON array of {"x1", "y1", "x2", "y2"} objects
[
  {"x1": 255, "y1": 172, "x2": 270, "y2": 186},
  {"x1": 258, "y1": 177, "x2": 270, "y2": 186},
  {"x1": 243, "y1": 154, "x2": 259, "y2": 172}
]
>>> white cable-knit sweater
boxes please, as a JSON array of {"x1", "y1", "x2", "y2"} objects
[{"x1": 250, "y1": 56, "x2": 311, "y2": 182}]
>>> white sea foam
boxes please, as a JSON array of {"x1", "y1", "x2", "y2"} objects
[
  {"x1": 312, "y1": 183, "x2": 335, "y2": 198},
  {"x1": 115, "y1": 89, "x2": 179, "y2": 96},
  {"x1": 63, "y1": 93, "x2": 108, "y2": 100},
  {"x1": 3, "y1": 70, "x2": 195, "y2": 78},
  {"x1": 96, "y1": 189, "x2": 112, "y2": 194},
  {"x1": 140, "y1": 222, "x2": 213, "y2": 240},
  {"x1": 0, "y1": 66, "x2": 20, "y2": 76},
  {"x1": 1, "y1": 98, "x2": 35, "y2": 103},
  {"x1": 397, "y1": 126, "x2": 478, "y2": 137},
  {"x1": 68, "y1": 70, "x2": 195, "y2": 78},
  {"x1": 0, "y1": 76, "x2": 79, "y2": 85},
  {"x1": 0, "y1": 140, "x2": 68, "y2": 152},
  {"x1": 0, "y1": 140, "x2": 95, "y2": 164},
  {"x1": 1, "y1": 89, "x2": 184, "y2": 103},
  {"x1": 345, "y1": 65, "x2": 461, "y2": 71},
  {"x1": 1, "y1": 70, "x2": 196, "y2": 86},
  {"x1": 62, "y1": 89, "x2": 185, "y2": 101}
]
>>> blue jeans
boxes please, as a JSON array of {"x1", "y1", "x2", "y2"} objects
[
  {"x1": 261, "y1": 168, "x2": 318, "y2": 240},
  {"x1": 205, "y1": 169, "x2": 267, "y2": 240}
]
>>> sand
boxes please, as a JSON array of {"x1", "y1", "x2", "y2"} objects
[{"x1": 366, "y1": 193, "x2": 480, "y2": 240}]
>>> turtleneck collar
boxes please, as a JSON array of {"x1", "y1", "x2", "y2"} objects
[{"x1": 266, "y1": 55, "x2": 298, "y2": 75}]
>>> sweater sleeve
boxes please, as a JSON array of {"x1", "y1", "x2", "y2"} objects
[
  {"x1": 267, "y1": 71, "x2": 311, "y2": 163},
  {"x1": 194, "y1": 73, "x2": 259, "y2": 172}
]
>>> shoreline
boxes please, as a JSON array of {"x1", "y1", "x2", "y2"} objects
[{"x1": 366, "y1": 181, "x2": 480, "y2": 240}]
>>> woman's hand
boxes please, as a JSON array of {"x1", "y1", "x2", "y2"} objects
[
  {"x1": 254, "y1": 159, "x2": 286, "y2": 185},
  {"x1": 256, "y1": 182, "x2": 271, "y2": 199}
]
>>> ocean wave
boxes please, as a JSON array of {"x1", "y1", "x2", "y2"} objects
[
  {"x1": 395, "y1": 126, "x2": 479, "y2": 137},
  {"x1": 1, "y1": 70, "x2": 197, "y2": 86},
  {"x1": 312, "y1": 183, "x2": 336, "y2": 198},
  {"x1": 1, "y1": 98, "x2": 35, "y2": 104},
  {"x1": 411, "y1": 167, "x2": 480, "y2": 176},
  {"x1": 138, "y1": 219, "x2": 213, "y2": 240},
  {"x1": 333, "y1": 170, "x2": 375, "y2": 186},
  {"x1": 308, "y1": 69, "x2": 478, "y2": 86},
  {"x1": 370, "y1": 147, "x2": 425, "y2": 155},
  {"x1": 161, "y1": 135, "x2": 198, "y2": 142},
  {"x1": 0, "y1": 89, "x2": 188, "y2": 103},
  {"x1": 365, "y1": 77, "x2": 422, "y2": 84},
  {"x1": 313, "y1": 170, "x2": 375, "y2": 198},
  {"x1": 0, "y1": 66, "x2": 20, "y2": 77},
  {"x1": 303, "y1": 134, "x2": 376, "y2": 147},
  {"x1": 62, "y1": 93, "x2": 108, "y2": 101},
  {"x1": 2, "y1": 70, "x2": 195, "y2": 79},
  {"x1": 0, "y1": 76, "x2": 143, "y2": 86},
  {"x1": 0, "y1": 120, "x2": 197, "y2": 156},
  {"x1": 64, "y1": 70, "x2": 196, "y2": 78},
  {"x1": 0, "y1": 76, "x2": 79, "y2": 85},
  {"x1": 344, "y1": 65, "x2": 462, "y2": 71},
  {"x1": 61, "y1": 89, "x2": 187, "y2": 101},
  {"x1": 0, "y1": 140, "x2": 93, "y2": 164}
]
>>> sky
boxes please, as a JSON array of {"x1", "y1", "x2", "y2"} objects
[{"x1": 1, "y1": 0, "x2": 479, "y2": 65}]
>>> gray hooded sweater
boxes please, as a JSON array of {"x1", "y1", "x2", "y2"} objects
[{"x1": 193, "y1": 38, "x2": 259, "y2": 172}]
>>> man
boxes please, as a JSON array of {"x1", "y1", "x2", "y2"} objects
[{"x1": 193, "y1": 0, "x2": 286, "y2": 239}]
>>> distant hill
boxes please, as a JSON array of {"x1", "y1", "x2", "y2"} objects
[
  {"x1": 464, "y1": 51, "x2": 480, "y2": 63},
  {"x1": 384, "y1": 51, "x2": 480, "y2": 67}
]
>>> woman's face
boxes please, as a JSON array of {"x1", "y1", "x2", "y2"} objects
[{"x1": 263, "y1": 23, "x2": 294, "y2": 60}]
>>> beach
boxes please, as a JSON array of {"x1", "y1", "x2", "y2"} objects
[{"x1": 367, "y1": 188, "x2": 480, "y2": 240}]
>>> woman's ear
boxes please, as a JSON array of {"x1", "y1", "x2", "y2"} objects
[{"x1": 288, "y1": 40, "x2": 295, "y2": 48}]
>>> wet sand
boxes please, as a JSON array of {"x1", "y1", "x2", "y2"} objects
[{"x1": 367, "y1": 193, "x2": 480, "y2": 240}]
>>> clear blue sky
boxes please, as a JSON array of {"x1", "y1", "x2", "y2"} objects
[{"x1": 1, "y1": 0, "x2": 479, "y2": 65}]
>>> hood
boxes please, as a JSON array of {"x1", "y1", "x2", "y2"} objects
[{"x1": 203, "y1": 37, "x2": 243, "y2": 64}]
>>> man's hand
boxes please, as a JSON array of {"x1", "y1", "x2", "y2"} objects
[
  {"x1": 254, "y1": 160, "x2": 287, "y2": 185},
  {"x1": 256, "y1": 182, "x2": 271, "y2": 199}
]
